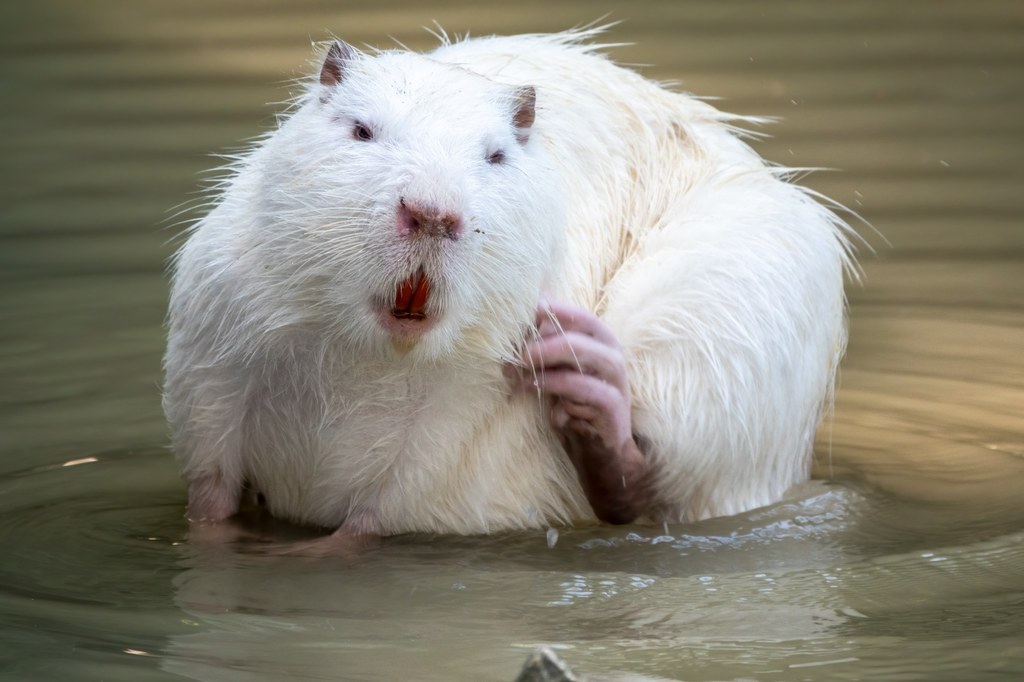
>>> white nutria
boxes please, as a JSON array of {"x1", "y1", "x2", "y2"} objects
[{"x1": 164, "y1": 28, "x2": 855, "y2": 544}]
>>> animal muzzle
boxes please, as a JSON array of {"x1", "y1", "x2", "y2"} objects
[{"x1": 397, "y1": 197, "x2": 463, "y2": 241}]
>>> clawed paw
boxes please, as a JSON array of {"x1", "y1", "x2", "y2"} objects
[
  {"x1": 506, "y1": 299, "x2": 652, "y2": 523},
  {"x1": 506, "y1": 300, "x2": 633, "y2": 450}
]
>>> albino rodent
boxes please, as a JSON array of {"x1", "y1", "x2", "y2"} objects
[{"x1": 164, "y1": 29, "x2": 855, "y2": 547}]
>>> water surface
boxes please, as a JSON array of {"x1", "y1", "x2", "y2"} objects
[{"x1": 2, "y1": 1, "x2": 1023, "y2": 680}]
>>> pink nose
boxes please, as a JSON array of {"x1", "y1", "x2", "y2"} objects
[{"x1": 397, "y1": 198, "x2": 462, "y2": 240}]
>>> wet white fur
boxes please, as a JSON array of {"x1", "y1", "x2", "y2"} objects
[{"x1": 164, "y1": 29, "x2": 855, "y2": 534}]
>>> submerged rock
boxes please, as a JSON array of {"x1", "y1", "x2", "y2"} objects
[{"x1": 514, "y1": 646, "x2": 580, "y2": 682}]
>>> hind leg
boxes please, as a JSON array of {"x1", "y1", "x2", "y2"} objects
[
  {"x1": 187, "y1": 470, "x2": 240, "y2": 522},
  {"x1": 183, "y1": 470, "x2": 250, "y2": 545}
]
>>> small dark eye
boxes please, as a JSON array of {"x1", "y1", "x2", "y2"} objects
[
  {"x1": 352, "y1": 122, "x2": 374, "y2": 141},
  {"x1": 487, "y1": 149, "x2": 506, "y2": 165}
]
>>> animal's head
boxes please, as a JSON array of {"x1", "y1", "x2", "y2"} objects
[{"x1": 256, "y1": 40, "x2": 565, "y2": 363}]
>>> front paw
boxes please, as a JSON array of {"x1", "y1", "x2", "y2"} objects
[
  {"x1": 508, "y1": 300, "x2": 633, "y2": 450},
  {"x1": 507, "y1": 300, "x2": 652, "y2": 523}
]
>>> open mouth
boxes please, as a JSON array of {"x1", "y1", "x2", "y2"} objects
[{"x1": 391, "y1": 268, "x2": 431, "y2": 320}]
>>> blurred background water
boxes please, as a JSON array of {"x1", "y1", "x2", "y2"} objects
[{"x1": 1, "y1": 1, "x2": 1022, "y2": 680}]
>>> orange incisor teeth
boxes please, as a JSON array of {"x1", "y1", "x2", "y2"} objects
[{"x1": 392, "y1": 270, "x2": 430, "y2": 319}]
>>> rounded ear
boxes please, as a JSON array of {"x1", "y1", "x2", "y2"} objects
[
  {"x1": 512, "y1": 86, "x2": 536, "y2": 144},
  {"x1": 320, "y1": 40, "x2": 358, "y2": 88}
]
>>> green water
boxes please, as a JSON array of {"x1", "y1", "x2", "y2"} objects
[{"x1": 2, "y1": 1, "x2": 1022, "y2": 680}]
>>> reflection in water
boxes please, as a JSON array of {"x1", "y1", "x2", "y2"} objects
[
  {"x1": 165, "y1": 484, "x2": 857, "y2": 681},
  {"x1": 1, "y1": 0, "x2": 1022, "y2": 680}
]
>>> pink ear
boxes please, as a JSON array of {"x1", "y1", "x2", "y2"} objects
[
  {"x1": 513, "y1": 86, "x2": 536, "y2": 144},
  {"x1": 320, "y1": 41, "x2": 357, "y2": 88}
]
